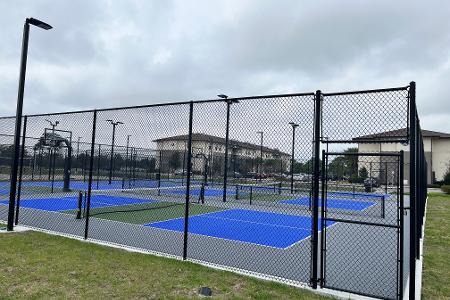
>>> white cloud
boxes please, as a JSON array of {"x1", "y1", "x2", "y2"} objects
[{"x1": 0, "y1": 0, "x2": 449, "y2": 138}]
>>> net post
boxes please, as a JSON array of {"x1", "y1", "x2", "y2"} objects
[
  {"x1": 381, "y1": 195, "x2": 385, "y2": 219},
  {"x1": 83, "y1": 191, "x2": 87, "y2": 217},
  {"x1": 182, "y1": 101, "x2": 194, "y2": 260},
  {"x1": 249, "y1": 186, "x2": 253, "y2": 205},
  {"x1": 199, "y1": 183, "x2": 205, "y2": 204},
  {"x1": 84, "y1": 110, "x2": 97, "y2": 240},
  {"x1": 311, "y1": 89, "x2": 322, "y2": 289},
  {"x1": 14, "y1": 115, "x2": 27, "y2": 225},
  {"x1": 235, "y1": 184, "x2": 238, "y2": 200},
  {"x1": 157, "y1": 150, "x2": 162, "y2": 195},
  {"x1": 76, "y1": 191, "x2": 82, "y2": 219}
]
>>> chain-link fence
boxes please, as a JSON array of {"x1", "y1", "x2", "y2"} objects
[{"x1": 0, "y1": 82, "x2": 427, "y2": 299}]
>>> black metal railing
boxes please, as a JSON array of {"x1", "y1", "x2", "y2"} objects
[{"x1": 0, "y1": 82, "x2": 426, "y2": 300}]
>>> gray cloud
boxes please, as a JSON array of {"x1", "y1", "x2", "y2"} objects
[{"x1": 0, "y1": 0, "x2": 449, "y2": 135}]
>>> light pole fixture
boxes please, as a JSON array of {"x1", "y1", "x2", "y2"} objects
[
  {"x1": 122, "y1": 134, "x2": 131, "y2": 189},
  {"x1": 221, "y1": 94, "x2": 239, "y2": 203},
  {"x1": 106, "y1": 119, "x2": 124, "y2": 184},
  {"x1": 75, "y1": 137, "x2": 82, "y2": 173},
  {"x1": 44, "y1": 119, "x2": 59, "y2": 181},
  {"x1": 232, "y1": 144, "x2": 238, "y2": 178},
  {"x1": 45, "y1": 119, "x2": 60, "y2": 130},
  {"x1": 289, "y1": 122, "x2": 299, "y2": 193},
  {"x1": 7, "y1": 17, "x2": 52, "y2": 231},
  {"x1": 195, "y1": 152, "x2": 209, "y2": 204},
  {"x1": 256, "y1": 131, "x2": 264, "y2": 181}
]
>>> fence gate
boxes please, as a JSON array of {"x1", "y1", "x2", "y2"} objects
[{"x1": 320, "y1": 151, "x2": 404, "y2": 300}]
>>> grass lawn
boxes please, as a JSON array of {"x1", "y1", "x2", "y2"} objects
[
  {"x1": 0, "y1": 231, "x2": 330, "y2": 299},
  {"x1": 421, "y1": 192, "x2": 450, "y2": 299}
]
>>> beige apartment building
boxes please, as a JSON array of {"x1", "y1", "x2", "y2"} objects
[
  {"x1": 153, "y1": 133, "x2": 291, "y2": 174},
  {"x1": 354, "y1": 128, "x2": 450, "y2": 184}
]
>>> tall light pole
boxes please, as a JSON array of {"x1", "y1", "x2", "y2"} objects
[
  {"x1": 45, "y1": 119, "x2": 59, "y2": 181},
  {"x1": 232, "y1": 145, "x2": 238, "y2": 179},
  {"x1": 218, "y1": 94, "x2": 239, "y2": 202},
  {"x1": 76, "y1": 136, "x2": 81, "y2": 173},
  {"x1": 256, "y1": 131, "x2": 264, "y2": 182},
  {"x1": 195, "y1": 153, "x2": 209, "y2": 204},
  {"x1": 106, "y1": 119, "x2": 124, "y2": 184},
  {"x1": 123, "y1": 134, "x2": 131, "y2": 188},
  {"x1": 7, "y1": 17, "x2": 52, "y2": 231},
  {"x1": 289, "y1": 122, "x2": 299, "y2": 193}
]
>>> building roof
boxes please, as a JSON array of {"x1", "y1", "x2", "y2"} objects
[
  {"x1": 153, "y1": 133, "x2": 290, "y2": 156},
  {"x1": 353, "y1": 128, "x2": 450, "y2": 142}
]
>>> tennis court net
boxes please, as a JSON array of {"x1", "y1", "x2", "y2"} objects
[{"x1": 77, "y1": 185, "x2": 202, "y2": 218}]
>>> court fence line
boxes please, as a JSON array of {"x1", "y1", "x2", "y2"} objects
[{"x1": 1, "y1": 82, "x2": 427, "y2": 300}]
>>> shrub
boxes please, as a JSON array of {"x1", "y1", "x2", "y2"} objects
[
  {"x1": 427, "y1": 184, "x2": 441, "y2": 188},
  {"x1": 444, "y1": 170, "x2": 450, "y2": 185},
  {"x1": 442, "y1": 185, "x2": 450, "y2": 194}
]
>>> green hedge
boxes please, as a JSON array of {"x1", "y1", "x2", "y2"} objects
[
  {"x1": 428, "y1": 184, "x2": 441, "y2": 188},
  {"x1": 442, "y1": 185, "x2": 450, "y2": 194}
]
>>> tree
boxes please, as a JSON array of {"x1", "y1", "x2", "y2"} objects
[
  {"x1": 443, "y1": 164, "x2": 450, "y2": 185},
  {"x1": 293, "y1": 159, "x2": 314, "y2": 174},
  {"x1": 328, "y1": 156, "x2": 347, "y2": 180},
  {"x1": 359, "y1": 167, "x2": 368, "y2": 181}
]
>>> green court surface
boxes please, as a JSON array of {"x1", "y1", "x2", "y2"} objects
[
  {"x1": 0, "y1": 184, "x2": 63, "y2": 196},
  {"x1": 237, "y1": 192, "x2": 297, "y2": 203},
  {"x1": 65, "y1": 202, "x2": 224, "y2": 224}
]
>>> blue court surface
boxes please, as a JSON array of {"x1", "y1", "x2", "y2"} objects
[
  {"x1": 146, "y1": 209, "x2": 334, "y2": 248},
  {"x1": 0, "y1": 195, "x2": 156, "y2": 211},
  {"x1": 280, "y1": 197, "x2": 376, "y2": 211}
]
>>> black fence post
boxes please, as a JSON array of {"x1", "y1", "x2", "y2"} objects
[
  {"x1": 222, "y1": 99, "x2": 232, "y2": 202},
  {"x1": 311, "y1": 90, "x2": 322, "y2": 288},
  {"x1": 417, "y1": 131, "x2": 423, "y2": 256},
  {"x1": 408, "y1": 81, "x2": 416, "y2": 300},
  {"x1": 31, "y1": 148, "x2": 35, "y2": 181},
  {"x1": 183, "y1": 101, "x2": 194, "y2": 260},
  {"x1": 14, "y1": 115, "x2": 27, "y2": 225},
  {"x1": 84, "y1": 110, "x2": 97, "y2": 240},
  {"x1": 96, "y1": 144, "x2": 101, "y2": 189},
  {"x1": 399, "y1": 150, "x2": 404, "y2": 299},
  {"x1": 320, "y1": 149, "x2": 326, "y2": 287},
  {"x1": 157, "y1": 150, "x2": 162, "y2": 194}
]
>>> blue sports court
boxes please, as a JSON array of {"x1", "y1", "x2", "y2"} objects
[{"x1": 146, "y1": 209, "x2": 334, "y2": 249}]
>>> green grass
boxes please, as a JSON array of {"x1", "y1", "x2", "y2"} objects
[
  {"x1": 0, "y1": 231, "x2": 330, "y2": 299},
  {"x1": 421, "y1": 193, "x2": 450, "y2": 299}
]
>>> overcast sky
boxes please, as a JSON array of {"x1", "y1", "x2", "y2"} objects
[{"x1": 0, "y1": 0, "x2": 449, "y2": 134}]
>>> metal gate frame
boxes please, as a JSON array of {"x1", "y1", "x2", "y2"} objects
[{"x1": 320, "y1": 151, "x2": 404, "y2": 299}]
